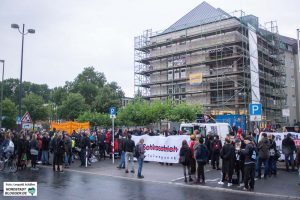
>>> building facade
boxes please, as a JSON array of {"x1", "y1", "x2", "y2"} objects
[{"x1": 134, "y1": 2, "x2": 299, "y2": 126}]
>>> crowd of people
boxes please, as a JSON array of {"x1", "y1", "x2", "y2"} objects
[
  {"x1": 179, "y1": 130, "x2": 300, "y2": 191},
  {"x1": 1, "y1": 126, "x2": 299, "y2": 187},
  {"x1": 0, "y1": 128, "x2": 146, "y2": 178}
]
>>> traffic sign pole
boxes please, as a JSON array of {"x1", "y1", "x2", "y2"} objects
[
  {"x1": 112, "y1": 117, "x2": 114, "y2": 164},
  {"x1": 109, "y1": 106, "x2": 116, "y2": 164}
]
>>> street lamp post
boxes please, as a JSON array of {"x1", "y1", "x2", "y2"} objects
[
  {"x1": 297, "y1": 29, "x2": 300, "y2": 73},
  {"x1": 11, "y1": 24, "x2": 35, "y2": 129},
  {"x1": 0, "y1": 60, "x2": 4, "y2": 129}
]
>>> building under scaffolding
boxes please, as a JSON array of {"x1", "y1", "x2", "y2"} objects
[{"x1": 134, "y1": 2, "x2": 286, "y2": 127}]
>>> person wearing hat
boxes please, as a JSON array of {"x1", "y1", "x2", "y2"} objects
[{"x1": 241, "y1": 136, "x2": 257, "y2": 191}]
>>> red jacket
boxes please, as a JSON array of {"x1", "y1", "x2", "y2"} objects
[
  {"x1": 105, "y1": 132, "x2": 111, "y2": 144},
  {"x1": 189, "y1": 140, "x2": 196, "y2": 159}
]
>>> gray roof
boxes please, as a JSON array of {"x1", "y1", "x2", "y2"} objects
[
  {"x1": 162, "y1": 1, "x2": 231, "y2": 34},
  {"x1": 280, "y1": 35, "x2": 297, "y2": 45}
]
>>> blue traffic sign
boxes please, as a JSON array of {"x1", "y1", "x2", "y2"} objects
[
  {"x1": 16, "y1": 116, "x2": 21, "y2": 125},
  {"x1": 249, "y1": 103, "x2": 262, "y2": 115},
  {"x1": 109, "y1": 107, "x2": 116, "y2": 115}
]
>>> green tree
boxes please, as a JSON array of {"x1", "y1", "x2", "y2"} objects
[
  {"x1": 77, "y1": 111, "x2": 111, "y2": 127},
  {"x1": 58, "y1": 93, "x2": 88, "y2": 121},
  {"x1": 167, "y1": 102, "x2": 202, "y2": 122},
  {"x1": 2, "y1": 98, "x2": 17, "y2": 129},
  {"x1": 22, "y1": 94, "x2": 49, "y2": 124},
  {"x1": 50, "y1": 86, "x2": 67, "y2": 106},
  {"x1": 69, "y1": 67, "x2": 107, "y2": 105},
  {"x1": 92, "y1": 84, "x2": 124, "y2": 113}
]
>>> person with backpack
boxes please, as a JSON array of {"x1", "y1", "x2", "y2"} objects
[
  {"x1": 268, "y1": 134, "x2": 277, "y2": 176},
  {"x1": 211, "y1": 135, "x2": 222, "y2": 170},
  {"x1": 234, "y1": 139, "x2": 245, "y2": 186},
  {"x1": 30, "y1": 133, "x2": 39, "y2": 170},
  {"x1": 179, "y1": 140, "x2": 193, "y2": 183},
  {"x1": 117, "y1": 129, "x2": 128, "y2": 169},
  {"x1": 241, "y1": 136, "x2": 257, "y2": 191},
  {"x1": 136, "y1": 138, "x2": 145, "y2": 179},
  {"x1": 257, "y1": 132, "x2": 270, "y2": 179},
  {"x1": 124, "y1": 134, "x2": 135, "y2": 174},
  {"x1": 64, "y1": 134, "x2": 72, "y2": 168},
  {"x1": 195, "y1": 137, "x2": 208, "y2": 184},
  {"x1": 218, "y1": 137, "x2": 236, "y2": 187}
]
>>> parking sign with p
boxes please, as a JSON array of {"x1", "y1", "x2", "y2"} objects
[{"x1": 249, "y1": 103, "x2": 262, "y2": 121}]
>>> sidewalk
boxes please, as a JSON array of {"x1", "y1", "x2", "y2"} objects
[{"x1": 42, "y1": 157, "x2": 300, "y2": 198}]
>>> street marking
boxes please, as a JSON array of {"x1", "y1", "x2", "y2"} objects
[
  {"x1": 171, "y1": 177, "x2": 185, "y2": 182},
  {"x1": 205, "y1": 178, "x2": 219, "y2": 182},
  {"x1": 38, "y1": 165, "x2": 300, "y2": 200}
]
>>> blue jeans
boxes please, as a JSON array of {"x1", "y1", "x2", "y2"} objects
[
  {"x1": 41, "y1": 150, "x2": 49, "y2": 164},
  {"x1": 284, "y1": 152, "x2": 295, "y2": 170},
  {"x1": 137, "y1": 158, "x2": 144, "y2": 177},
  {"x1": 64, "y1": 154, "x2": 70, "y2": 167},
  {"x1": 119, "y1": 151, "x2": 125, "y2": 168},
  {"x1": 268, "y1": 156, "x2": 277, "y2": 174},
  {"x1": 298, "y1": 167, "x2": 300, "y2": 183},
  {"x1": 257, "y1": 157, "x2": 268, "y2": 177}
]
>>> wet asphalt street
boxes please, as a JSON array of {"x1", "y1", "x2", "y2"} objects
[{"x1": 0, "y1": 159, "x2": 299, "y2": 200}]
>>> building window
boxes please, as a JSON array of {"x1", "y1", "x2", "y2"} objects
[
  {"x1": 167, "y1": 58, "x2": 173, "y2": 67},
  {"x1": 168, "y1": 87, "x2": 173, "y2": 94},
  {"x1": 151, "y1": 42, "x2": 157, "y2": 50},
  {"x1": 174, "y1": 69, "x2": 180, "y2": 79},
  {"x1": 166, "y1": 38, "x2": 172, "y2": 48},
  {"x1": 168, "y1": 70, "x2": 173, "y2": 80},
  {"x1": 181, "y1": 86, "x2": 186, "y2": 93},
  {"x1": 179, "y1": 35, "x2": 186, "y2": 45},
  {"x1": 180, "y1": 69, "x2": 186, "y2": 78},
  {"x1": 173, "y1": 55, "x2": 186, "y2": 66}
]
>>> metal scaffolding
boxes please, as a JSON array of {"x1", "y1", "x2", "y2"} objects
[{"x1": 134, "y1": 10, "x2": 286, "y2": 127}]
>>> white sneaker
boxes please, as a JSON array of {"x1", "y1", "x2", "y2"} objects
[
  {"x1": 228, "y1": 183, "x2": 233, "y2": 187},
  {"x1": 239, "y1": 183, "x2": 244, "y2": 187},
  {"x1": 218, "y1": 181, "x2": 224, "y2": 185}
]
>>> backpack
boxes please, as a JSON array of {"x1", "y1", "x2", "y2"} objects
[
  {"x1": 212, "y1": 140, "x2": 221, "y2": 152},
  {"x1": 196, "y1": 144, "x2": 208, "y2": 163},
  {"x1": 134, "y1": 144, "x2": 140, "y2": 158}
]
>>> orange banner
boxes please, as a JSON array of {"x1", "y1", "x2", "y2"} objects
[{"x1": 50, "y1": 121, "x2": 90, "y2": 135}]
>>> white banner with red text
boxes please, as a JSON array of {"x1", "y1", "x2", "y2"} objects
[{"x1": 132, "y1": 135, "x2": 190, "y2": 163}]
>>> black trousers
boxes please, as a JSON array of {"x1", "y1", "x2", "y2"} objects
[
  {"x1": 191, "y1": 158, "x2": 196, "y2": 174},
  {"x1": 211, "y1": 152, "x2": 220, "y2": 168},
  {"x1": 235, "y1": 160, "x2": 245, "y2": 184},
  {"x1": 31, "y1": 154, "x2": 37, "y2": 168},
  {"x1": 197, "y1": 162, "x2": 205, "y2": 181},
  {"x1": 244, "y1": 164, "x2": 255, "y2": 190}
]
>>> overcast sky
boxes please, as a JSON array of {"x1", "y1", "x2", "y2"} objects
[{"x1": 0, "y1": 0, "x2": 299, "y2": 97}]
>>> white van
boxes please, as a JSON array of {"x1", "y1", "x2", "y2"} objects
[{"x1": 180, "y1": 122, "x2": 232, "y2": 142}]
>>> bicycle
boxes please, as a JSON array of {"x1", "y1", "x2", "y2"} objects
[{"x1": 0, "y1": 153, "x2": 18, "y2": 173}]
